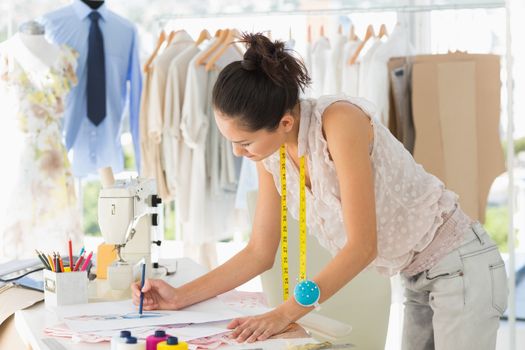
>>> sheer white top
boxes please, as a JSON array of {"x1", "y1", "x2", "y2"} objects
[{"x1": 262, "y1": 94, "x2": 460, "y2": 276}]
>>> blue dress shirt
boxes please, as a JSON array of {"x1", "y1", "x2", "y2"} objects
[{"x1": 41, "y1": 0, "x2": 142, "y2": 176}]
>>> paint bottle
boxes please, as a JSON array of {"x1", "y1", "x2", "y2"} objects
[
  {"x1": 156, "y1": 336, "x2": 188, "y2": 350},
  {"x1": 146, "y1": 330, "x2": 169, "y2": 350},
  {"x1": 111, "y1": 330, "x2": 131, "y2": 350},
  {"x1": 116, "y1": 336, "x2": 146, "y2": 350}
]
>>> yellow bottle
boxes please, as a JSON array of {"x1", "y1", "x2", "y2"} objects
[{"x1": 156, "y1": 336, "x2": 188, "y2": 350}]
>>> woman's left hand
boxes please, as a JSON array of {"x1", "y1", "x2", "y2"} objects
[{"x1": 227, "y1": 309, "x2": 293, "y2": 343}]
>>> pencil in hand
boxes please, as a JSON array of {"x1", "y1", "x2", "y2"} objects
[{"x1": 139, "y1": 263, "x2": 146, "y2": 317}]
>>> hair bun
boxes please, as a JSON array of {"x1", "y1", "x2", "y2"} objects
[
  {"x1": 240, "y1": 59, "x2": 257, "y2": 71},
  {"x1": 213, "y1": 32, "x2": 311, "y2": 132},
  {"x1": 238, "y1": 32, "x2": 308, "y2": 91}
]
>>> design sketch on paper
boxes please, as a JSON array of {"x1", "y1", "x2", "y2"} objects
[{"x1": 64, "y1": 312, "x2": 164, "y2": 321}]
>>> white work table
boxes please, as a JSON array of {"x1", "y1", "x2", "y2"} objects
[{"x1": 14, "y1": 258, "x2": 315, "y2": 350}]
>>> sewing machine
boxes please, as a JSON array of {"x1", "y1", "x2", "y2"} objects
[{"x1": 97, "y1": 168, "x2": 163, "y2": 290}]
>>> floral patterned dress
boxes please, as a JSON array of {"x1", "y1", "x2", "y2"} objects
[{"x1": 0, "y1": 38, "x2": 83, "y2": 259}]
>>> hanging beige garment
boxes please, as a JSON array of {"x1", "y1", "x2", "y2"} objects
[
  {"x1": 139, "y1": 70, "x2": 155, "y2": 178},
  {"x1": 146, "y1": 32, "x2": 195, "y2": 201},
  {"x1": 410, "y1": 53, "x2": 505, "y2": 223}
]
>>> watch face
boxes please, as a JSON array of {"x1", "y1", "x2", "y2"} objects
[{"x1": 294, "y1": 279, "x2": 320, "y2": 307}]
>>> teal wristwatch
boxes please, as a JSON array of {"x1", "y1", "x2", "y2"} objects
[{"x1": 293, "y1": 279, "x2": 321, "y2": 309}]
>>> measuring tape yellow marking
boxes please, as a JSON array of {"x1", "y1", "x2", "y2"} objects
[
  {"x1": 299, "y1": 155, "x2": 307, "y2": 282},
  {"x1": 280, "y1": 144, "x2": 307, "y2": 301}
]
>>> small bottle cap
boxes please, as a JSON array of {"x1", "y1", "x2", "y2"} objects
[
  {"x1": 166, "y1": 336, "x2": 179, "y2": 345},
  {"x1": 154, "y1": 330, "x2": 166, "y2": 337},
  {"x1": 120, "y1": 330, "x2": 131, "y2": 338},
  {"x1": 126, "y1": 337, "x2": 137, "y2": 344}
]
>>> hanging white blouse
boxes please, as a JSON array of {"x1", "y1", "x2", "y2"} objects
[
  {"x1": 310, "y1": 36, "x2": 330, "y2": 97},
  {"x1": 303, "y1": 41, "x2": 313, "y2": 98},
  {"x1": 358, "y1": 38, "x2": 383, "y2": 99},
  {"x1": 341, "y1": 39, "x2": 361, "y2": 97},
  {"x1": 366, "y1": 25, "x2": 413, "y2": 125},
  {"x1": 163, "y1": 44, "x2": 201, "y2": 199},
  {"x1": 323, "y1": 33, "x2": 346, "y2": 94},
  {"x1": 261, "y1": 94, "x2": 459, "y2": 276},
  {"x1": 147, "y1": 31, "x2": 194, "y2": 144},
  {"x1": 146, "y1": 31, "x2": 194, "y2": 200},
  {"x1": 177, "y1": 41, "x2": 215, "y2": 225},
  {"x1": 180, "y1": 44, "x2": 241, "y2": 242}
]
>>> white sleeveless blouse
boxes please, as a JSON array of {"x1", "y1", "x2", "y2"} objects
[{"x1": 262, "y1": 94, "x2": 458, "y2": 276}]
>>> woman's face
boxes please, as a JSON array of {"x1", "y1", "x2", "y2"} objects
[{"x1": 214, "y1": 110, "x2": 292, "y2": 162}]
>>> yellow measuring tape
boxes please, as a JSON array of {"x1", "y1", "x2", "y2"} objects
[{"x1": 280, "y1": 144, "x2": 307, "y2": 301}]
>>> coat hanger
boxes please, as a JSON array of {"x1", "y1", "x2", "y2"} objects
[
  {"x1": 166, "y1": 30, "x2": 178, "y2": 46},
  {"x1": 349, "y1": 25, "x2": 359, "y2": 41},
  {"x1": 307, "y1": 25, "x2": 312, "y2": 44},
  {"x1": 320, "y1": 25, "x2": 325, "y2": 38},
  {"x1": 378, "y1": 24, "x2": 389, "y2": 39},
  {"x1": 348, "y1": 24, "x2": 375, "y2": 65},
  {"x1": 196, "y1": 28, "x2": 229, "y2": 67},
  {"x1": 195, "y1": 29, "x2": 211, "y2": 46},
  {"x1": 143, "y1": 30, "x2": 166, "y2": 73},
  {"x1": 205, "y1": 28, "x2": 241, "y2": 71}
]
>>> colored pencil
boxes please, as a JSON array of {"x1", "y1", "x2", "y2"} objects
[
  {"x1": 47, "y1": 254, "x2": 55, "y2": 272},
  {"x1": 53, "y1": 253, "x2": 59, "y2": 272},
  {"x1": 68, "y1": 240, "x2": 73, "y2": 270},
  {"x1": 81, "y1": 251, "x2": 93, "y2": 272},
  {"x1": 73, "y1": 253, "x2": 85, "y2": 272},
  {"x1": 35, "y1": 250, "x2": 50, "y2": 270},
  {"x1": 58, "y1": 254, "x2": 64, "y2": 273}
]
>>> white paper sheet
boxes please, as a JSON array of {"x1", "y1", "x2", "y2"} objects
[
  {"x1": 175, "y1": 321, "x2": 230, "y2": 341},
  {"x1": 57, "y1": 298, "x2": 243, "y2": 333},
  {"x1": 45, "y1": 321, "x2": 230, "y2": 344}
]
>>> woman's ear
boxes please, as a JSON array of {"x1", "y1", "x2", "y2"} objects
[{"x1": 279, "y1": 113, "x2": 295, "y2": 133}]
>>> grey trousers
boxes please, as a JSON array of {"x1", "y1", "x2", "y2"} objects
[{"x1": 401, "y1": 222, "x2": 508, "y2": 350}]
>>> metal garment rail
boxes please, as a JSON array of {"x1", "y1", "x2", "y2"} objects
[
  {"x1": 155, "y1": 2, "x2": 505, "y2": 21},
  {"x1": 505, "y1": 1, "x2": 516, "y2": 349},
  {"x1": 155, "y1": 1, "x2": 516, "y2": 348}
]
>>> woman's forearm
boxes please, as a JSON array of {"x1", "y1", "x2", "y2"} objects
[
  {"x1": 175, "y1": 245, "x2": 271, "y2": 308},
  {"x1": 278, "y1": 241, "x2": 376, "y2": 322}
]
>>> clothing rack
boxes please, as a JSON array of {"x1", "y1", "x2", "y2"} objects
[
  {"x1": 155, "y1": 2, "x2": 504, "y2": 22},
  {"x1": 154, "y1": 1, "x2": 517, "y2": 349},
  {"x1": 505, "y1": 2, "x2": 516, "y2": 350}
]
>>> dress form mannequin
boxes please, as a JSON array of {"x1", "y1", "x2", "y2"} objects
[
  {"x1": 0, "y1": 21, "x2": 81, "y2": 259},
  {"x1": 13, "y1": 20, "x2": 61, "y2": 72}
]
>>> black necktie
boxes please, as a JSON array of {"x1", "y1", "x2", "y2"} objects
[{"x1": 87, "y1": 11, "x2": 106, "y2": 126}]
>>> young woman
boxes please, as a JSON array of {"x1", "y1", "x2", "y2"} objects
[{"x1": 132, "y1": 33, "x2": 508, "y2": 349}]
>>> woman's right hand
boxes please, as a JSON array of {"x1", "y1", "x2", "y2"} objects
[{"x1": 131, "y1": 279, "x2": 181, "y2": 311}]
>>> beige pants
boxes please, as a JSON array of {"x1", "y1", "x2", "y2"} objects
[{"x1": 401, "y1": 222, "x2": 508, "y2": 350}]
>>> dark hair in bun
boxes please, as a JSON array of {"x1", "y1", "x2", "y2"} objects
[{"x1": 212, "y1": 32, "x2": 311, "y2": 131}]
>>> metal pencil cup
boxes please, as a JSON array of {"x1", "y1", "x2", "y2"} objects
[{"x1": 44, "y1": 270, "x2": 88, "y2": 309}]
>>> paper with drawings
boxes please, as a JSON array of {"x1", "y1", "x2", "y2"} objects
[
  {"x1": 44, "y1": 321, "x2": 228, "y2": 343},
  {"x1": 174, "y1": 321, "x2": 230, "y2": 341},
  {"x1": 57, "y1": 298, "x2": 243, "y2": 333}
]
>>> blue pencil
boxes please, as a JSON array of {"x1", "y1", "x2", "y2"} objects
[{"x1": 139, "y1": 263, "x2": 146, "y2": 317}]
